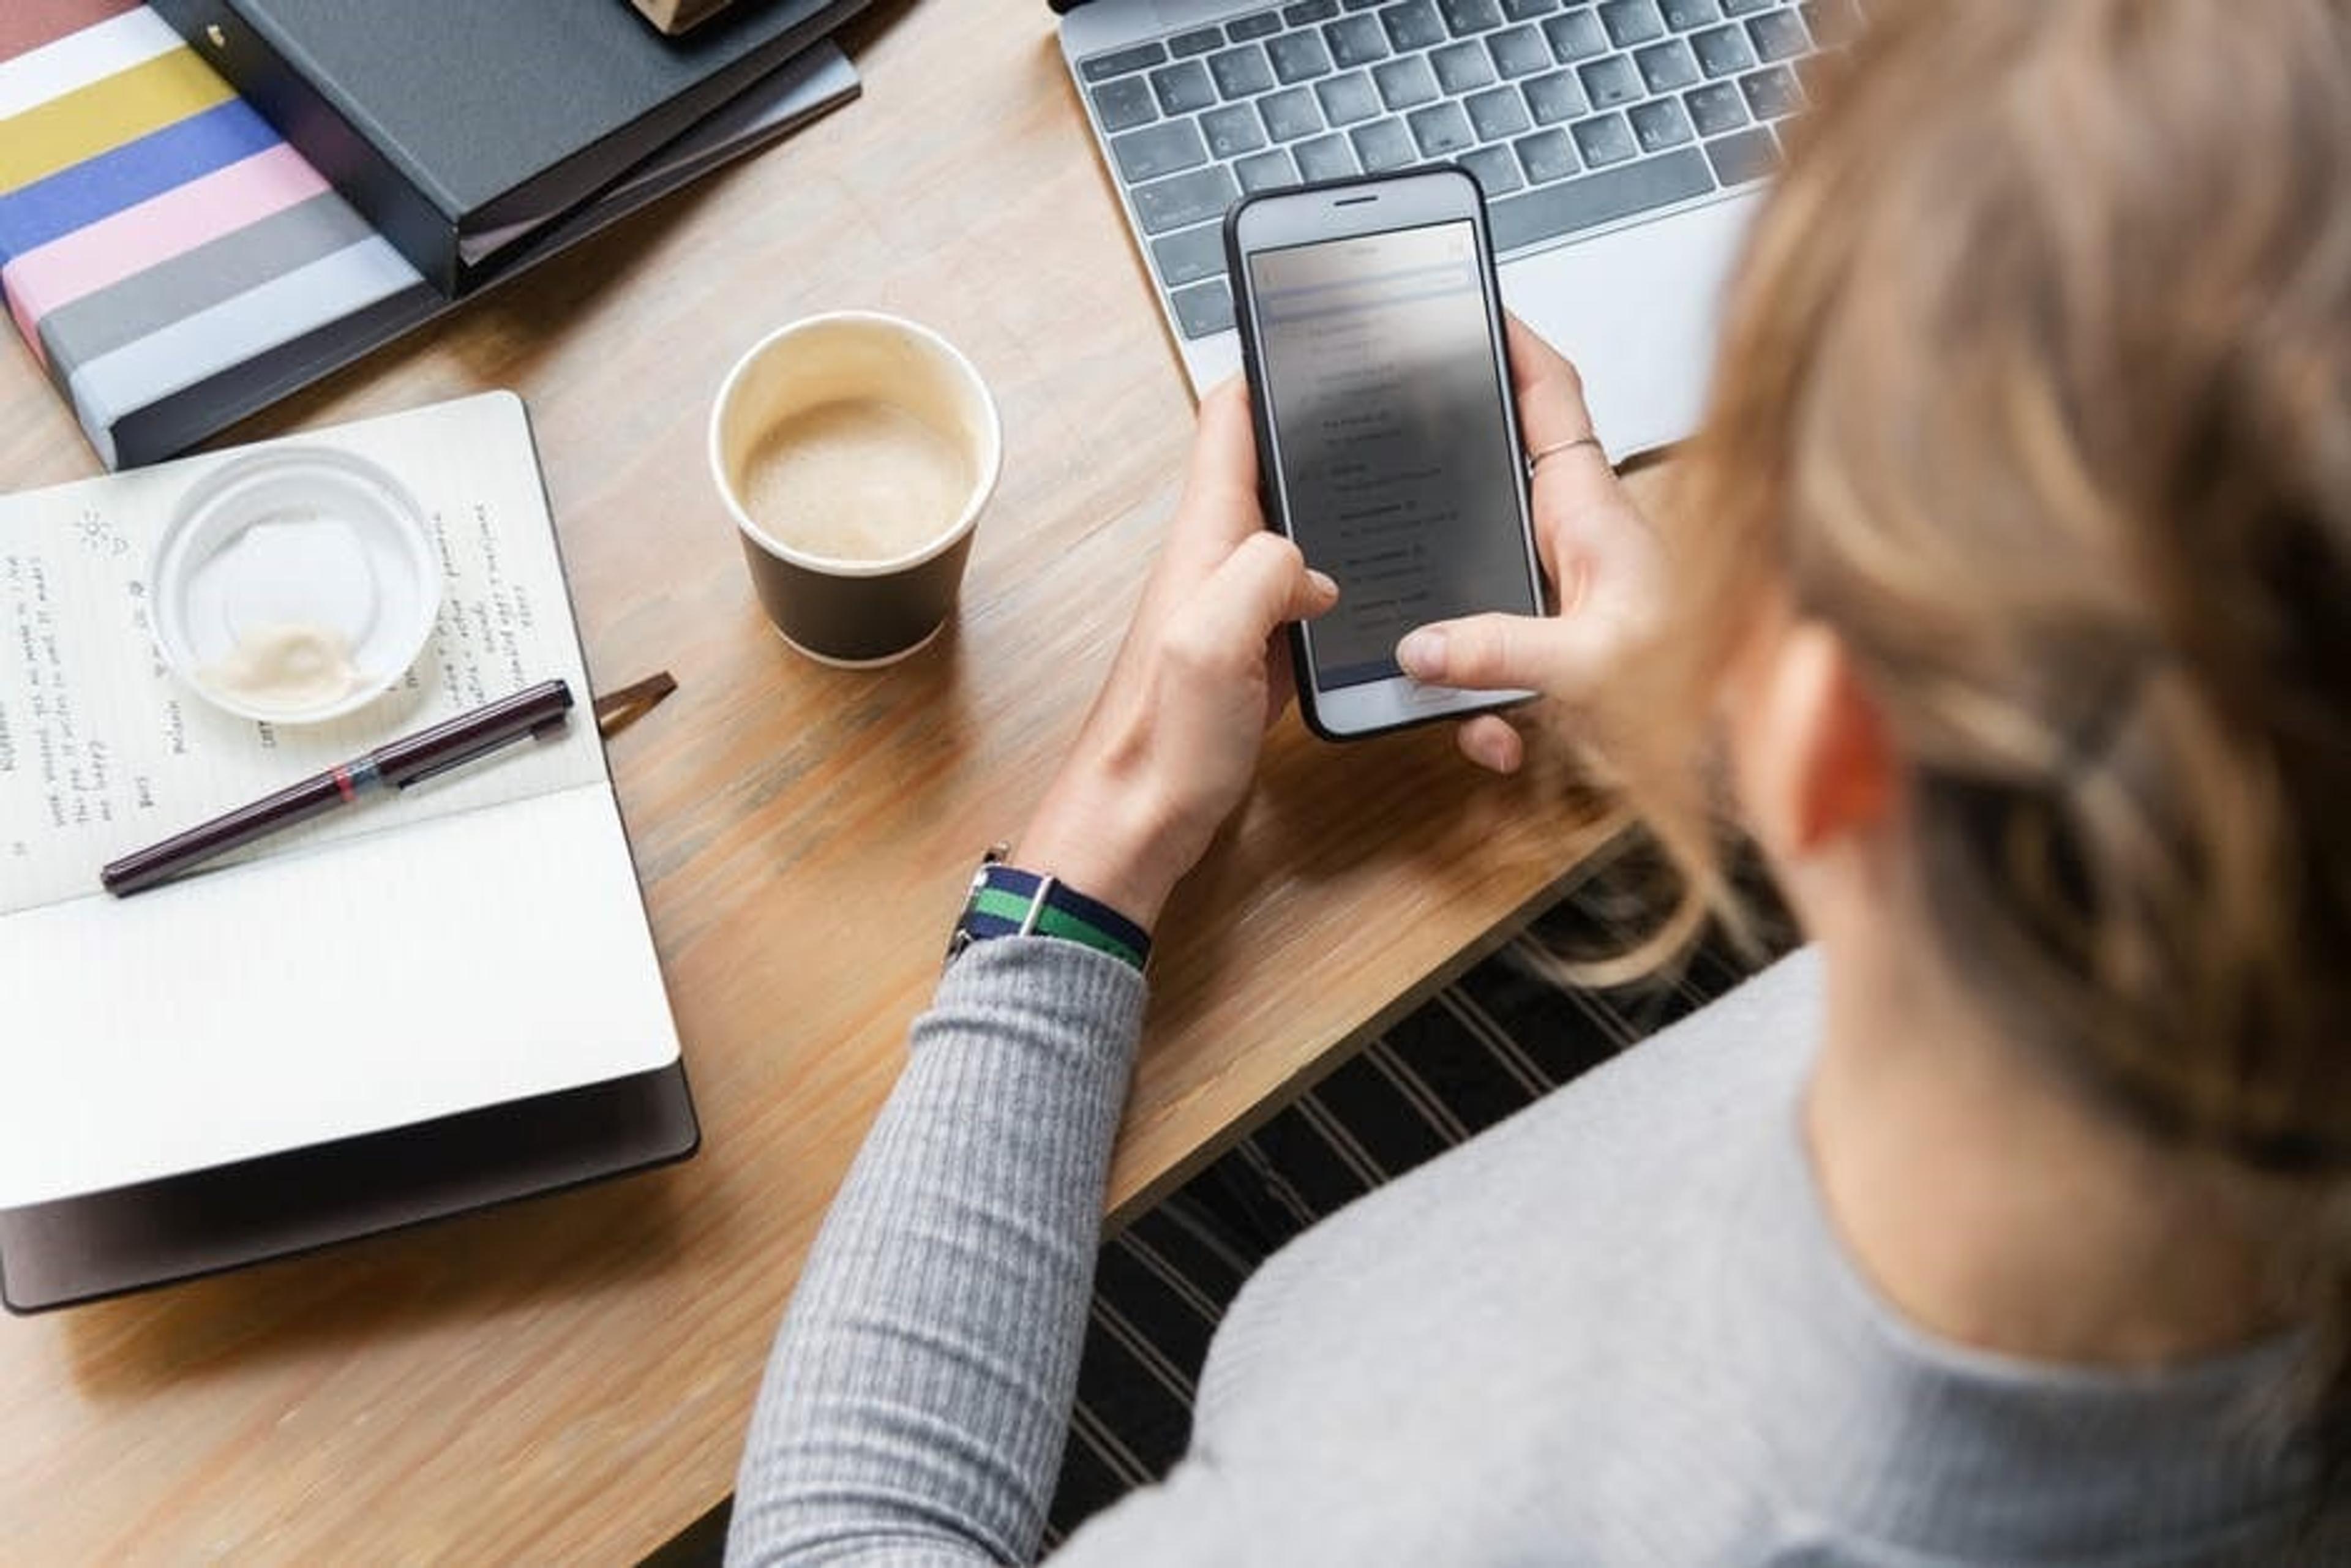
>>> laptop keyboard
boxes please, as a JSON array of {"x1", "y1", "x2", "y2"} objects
[{"x1": 1078, "y1": 0, "x2": 1852, "y2": 340}]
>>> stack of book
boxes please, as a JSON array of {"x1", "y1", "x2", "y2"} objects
[{"x1": 1, "y1": 0, "x2": 866, "y2": 470}]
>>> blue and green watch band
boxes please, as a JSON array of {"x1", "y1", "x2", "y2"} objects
[{"x1": 947, "y1": 849, "x2": 1152, "y2": 972}]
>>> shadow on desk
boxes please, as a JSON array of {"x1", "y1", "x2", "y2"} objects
[{"x1": 43, "y1": 1119, "x2": 699, "y2": 1400}]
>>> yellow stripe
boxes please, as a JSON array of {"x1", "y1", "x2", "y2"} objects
[{"x1": 0, "y1": 48, "x2": 234, "y2": 196}]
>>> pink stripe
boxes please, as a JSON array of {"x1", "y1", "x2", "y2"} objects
[{"x1": 3, "y1": 143, "x2": 328, "y2": 360}]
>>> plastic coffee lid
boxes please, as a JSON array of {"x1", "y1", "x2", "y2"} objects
[{"x1": 152, "y1": 446, "x2": 441, "y2": 724}]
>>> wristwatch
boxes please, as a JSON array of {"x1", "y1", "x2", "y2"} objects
[{"x1": 945, "y1": 844, "x2": 1152, "y2": 973}]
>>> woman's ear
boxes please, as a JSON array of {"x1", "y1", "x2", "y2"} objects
[{"x1": 1731, "y1": 618, "x2": 1897, "y2": 863}]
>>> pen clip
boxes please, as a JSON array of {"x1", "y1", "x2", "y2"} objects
[
  {"x1": 593, "y1": 671, "x2": 678, "y2": 739},
  {"x1": 393, "y1": 711, "x2": 570, "y2": 790}
]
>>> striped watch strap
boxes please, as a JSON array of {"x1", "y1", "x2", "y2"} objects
[{"x1": 948, "y1": 858, "x2": 1152, "y2": 972}]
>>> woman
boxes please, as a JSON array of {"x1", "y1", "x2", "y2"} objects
[{"x1": 730, "y1": 3, "x2": 2351, "y2": 1561}]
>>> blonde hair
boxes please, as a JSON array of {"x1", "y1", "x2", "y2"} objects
[{"x1": 1635, "y1": 0, "x2": 2351, "y2": 1408}]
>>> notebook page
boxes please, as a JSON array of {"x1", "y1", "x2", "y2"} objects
[
  {"x1": 0, "y1": 781, "x2": 678, "y2": 1207},
  {"x1": 0, "y1": 391, "x2": 603, "y2": 916}
]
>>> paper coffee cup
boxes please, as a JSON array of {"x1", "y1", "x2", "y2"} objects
[{"x1": 709, "y1": 312, "x2": 1002, "y2": 667}]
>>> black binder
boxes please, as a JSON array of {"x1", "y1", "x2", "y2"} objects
[{"x1": 148, "y1": 0, "x2": 868, "y2": 296}]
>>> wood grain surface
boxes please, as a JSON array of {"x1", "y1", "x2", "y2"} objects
[{"x1": 0, "y1": 0, "x2": 1629, "y2": 1557}]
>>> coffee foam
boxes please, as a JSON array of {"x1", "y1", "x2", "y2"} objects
[{"x1": 738, "y1": 399, "x2": 973, "y2": 563}]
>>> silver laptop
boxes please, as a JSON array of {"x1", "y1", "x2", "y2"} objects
[{"x1": 1058, "y1": 0, "x2": 1850, "y2": 459}]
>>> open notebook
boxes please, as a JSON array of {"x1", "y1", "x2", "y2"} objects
[{"x1": 0, "y1": 391, "x2": 691, "y2": 1308}]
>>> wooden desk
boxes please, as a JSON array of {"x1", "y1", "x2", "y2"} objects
[{"x1": 0, "y1": 0, "x2": 1621, "y2": 1556}]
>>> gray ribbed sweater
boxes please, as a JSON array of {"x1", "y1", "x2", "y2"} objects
[{"x1": 729, "y1": 941, "x2": 2346, "y2": 1565}]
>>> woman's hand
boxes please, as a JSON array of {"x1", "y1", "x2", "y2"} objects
[
  {"x1": 1018, "y1": 381, "x2": 1338, "y2": 929},
  {"x1": 1395, "y1": 318, "x2": 1667, "y2": 773}
]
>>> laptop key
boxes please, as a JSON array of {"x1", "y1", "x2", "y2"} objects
[
  {"x1": 1295, "y1": 132, "x2": 1362, "y2": 179},
  {"x1": 1468, "y1": 84, "x2": 1533, "y2": 139},
  {"x1": 1570, "y1": 110, "x2": 1638, "y2": 166},
  {"x1": 1460, "y1": 144, "x2": 1525, "y2": 197},
  {"x1": 1512, "y1": 127, "x2": 1580, "y2": 182},
  {"x1": 1207, "y1": 46, "x2": 1275, "y2": 98},
  {"x1": 1081, "y1": 42, "x2": 1169, "y2": 81},
  {"x1": 1542, "y1": 10, "x2": 1609, "y2": 61},
  {"x1": 1169, "y1": 26, "x2": 1226, "y2": 56},
  {"x1": 1229, "y1": 9, "x2": 1285, "y2": 39},
  {"x1": 1488, "y1": 142, "x2": 1712, "y2": 249},
  {"x1": 1409, "y1": 100, "x2": 1477, "y2": 156},
  {"x1": 1374, "y1": 54, "x2": 1442, "y2": 110},
  {"x1": 1235, "y1": 146, "x2": 1302, "y2": 191},
  {"x1": 1133, "y1": 164, "x2": 1241, "y2": 233},
  {"x1": 1577, "y1": 54, "x2": 1643, "y2": 108},
  {"x1": 1523, "y1": 69, "x2": 1589, "y2": 123},
  {"x1": 1152, "y1": 222, "x2": 1229, "y2": 288},
  {"x1": 1091, "y1": 76, "x2": 1160, "y2": 133},
  {"x1": 1682, "y1": 79, "x2": 1747, "y2": 134},
  {"x1": 1799, "y1": 0, "x2": 1859, "y2": 47},
  {"x1": 1703, "y1": 124, "x2": 1776, "y2": 184},
  {"x1": 1203, "y1": 102, "x2": 1272, "y2": 157},
  {"x1": 1316, "y1": 69, "x2": 1384, "y2": 123},
  {"x1": 1740, "y1": 62, "x2": 1801, "y2": 118},
  {"x1": 1269, "y1": 31, "x2": 1337, "y2": 81},
  {"x1": 1635, "y1": 38, "x2": 1699, "y2": 91},
  {"x1": 1325, "y1": 15, "x2": 1392, "y2": 66},
  {"x1": 1171, "y1": 276, "x2": 1235, "y2": 338},
  {"x1": 1152, "y1": 59, "x2": 1220, "y2": 113},
  {"x1": 1628, "y1": 96, "x2": 1693, "y2": 151},
  {"x1": 1352, "y1": 116, "x2": 1418, "y2": 170},
  {"x1": 1598, "y1": 0, "x2": 1665, "y2": 48},
  {"x1": 1488, "y1": 25, "x2": 1552, "y2": 78},
  {"x1": 1261, "y1": 86, "x2": 1327, "y2": 138},
  {"x1": 1660, "y1": 0, "x2": 1718, "y2": 28},
  {"x1": 1690, "y1": 23, "x2": 1755, "y2": 75},
  {"x1": 1284, "y1": 0, "x2": 1341, "y2": 22},
  {"x1": 1433, "y1": 40, "x2": 1498, "y2": 93},
  {"x1": 1381, "y1": 0, "x2": 1447, "y2": 50},
  {"x1": 1748, "y1": 10, "x2": 1808, "y2": 61},
  {"x1": 1502, "y1": 0, "x2": 1560, "y2": 18},
  {"x1": 1112, "y1": 119, "x2": 1210, "y2": 182},
  {"x1": 1439, "y1": 0, "x2": 1505, "y2": 36},
  {"x1": 1719, "y1": 0, "x2": 1770, "y2": 13}
]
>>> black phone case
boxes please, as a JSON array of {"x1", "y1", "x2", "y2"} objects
[{"x1": 1222, "y1": 166, "x2": 1536, "y2": 743}]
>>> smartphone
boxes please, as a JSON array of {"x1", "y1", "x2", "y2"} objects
[{"x1": 1224, "y1": 167, "x2": 1543, "y2": 741}]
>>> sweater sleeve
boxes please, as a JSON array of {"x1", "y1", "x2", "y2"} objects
[{"x1": 727, "y1": 936, "x2": 1149, "y2": 1568}]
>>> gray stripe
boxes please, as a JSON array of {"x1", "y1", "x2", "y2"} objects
[
  {"x1": 1294, "y1": 1091, "x2": 1389, "y2": 1188},
  {"x1": 40, "y1": 192, "x2": 377, "y2": 375},
  {"x1": 1067, "y1": 1400, "x2": 1155, "y2": 1488},
  {"x1": 1362, "y1": 1037, "x2": 1475, "y2": 1146},
  {"x1": 1153, "y1": 1193, "x2": 1257, "y2": 1279},
  {"x1": 1112, "y1": 1228, "x2": 1228, "y2": 1324},
  {"x1": 1089, "y1": 1298, "x2": 1198, "y2": 1402},
  {"x1": 1232, "y1": 1137, "x2": 1318, "y2": 1229},
  {"x1": 1436, "y1": 986, "x2": 1556, "y2": 1097}
]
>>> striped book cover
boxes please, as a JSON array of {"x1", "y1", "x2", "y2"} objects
[
  {"x1": 0, "y1": 0, "x2": 437, "y2": 471},
  {"x1": 1, "y1": 1, "x2": 858, "y2": 472}
]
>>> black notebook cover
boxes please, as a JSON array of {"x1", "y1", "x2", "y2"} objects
[
  {"x1": 0, "y1": 1062, "x2": 699, "y2": 1313},
  {"x1": 149, "y1": 0, "x2": 864, "y2": 296}
]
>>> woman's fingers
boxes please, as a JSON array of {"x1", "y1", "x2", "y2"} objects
[
  {"x1": 1504, "y1": 315, "x2": 1599, "y2": 462},
  {"x1": 1175, "y1": 380, "x2": 1264, "y2": 557},
  {"x1": 1455, "y1": 714, "x2": 1525, "y2": 774}
]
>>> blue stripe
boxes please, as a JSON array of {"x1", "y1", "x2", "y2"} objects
[{"x1": 0, "y1": 99, "x2": 279, "y2": 266}]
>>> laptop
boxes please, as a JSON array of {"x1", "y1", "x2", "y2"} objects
[{"x1": 1057, "y1": 0, "x2": 1851, "y2": 460}]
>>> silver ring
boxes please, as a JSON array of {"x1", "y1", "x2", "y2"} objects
[{"x1": 1525, "y1": 433, "x2": 1607, "y2": 475}]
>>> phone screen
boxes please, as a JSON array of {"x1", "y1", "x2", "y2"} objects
[{"x1": 1249, "y1": 219, "x2": 1535, "y2": 691}]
